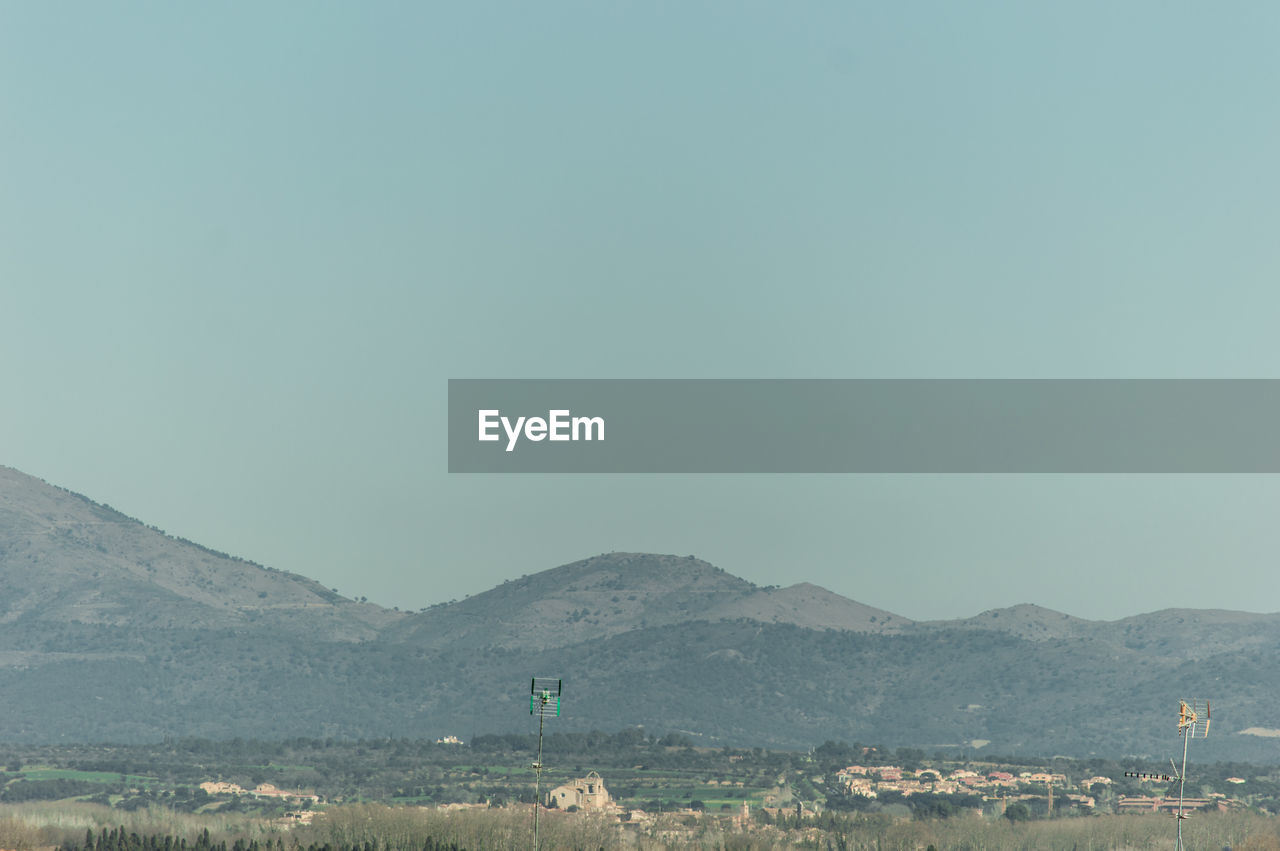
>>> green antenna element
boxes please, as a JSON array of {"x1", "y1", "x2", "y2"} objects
[
  {"x1": 530, "y1": 677, "x2": 562, "y2": 717},
  {"x1": 528, "y1": 677, "x2": 562, "y2": 851}
]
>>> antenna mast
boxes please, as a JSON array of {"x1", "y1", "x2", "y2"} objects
[
  {"x1": 1172, "y1": 699, "x2": 1211, "y2": 851},
  {"x1": 529, "y1": 677, "x2": 562, "y2": 851}
]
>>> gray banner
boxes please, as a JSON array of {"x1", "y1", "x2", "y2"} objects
[{"x1": 447, "y1": 379, "x2": 1280, "y2": 473}]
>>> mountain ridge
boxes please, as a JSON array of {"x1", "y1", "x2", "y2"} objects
[{"x1": 3, "y1": 464, "x2": 1279, "y2": 761}]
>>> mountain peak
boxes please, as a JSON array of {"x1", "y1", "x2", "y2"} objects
[
  {"x1": 388, "y1": 552, "x2": 911, "y2": 651},
  {"x1": 526, "y1": 551, "x2": 754, "y2": 592},
  {"x1": 925, "y1": 602, "x2": 1093, "y2": 640},
  {"x1": 386, "y1": 552, "x2": 757, "y2": 651}
]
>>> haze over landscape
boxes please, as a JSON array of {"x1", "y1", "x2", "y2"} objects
[{"x1": 5, "y1": 4, "x2": 1280, "y2": 627}]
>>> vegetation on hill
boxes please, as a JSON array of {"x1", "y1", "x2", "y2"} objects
[{"x1": 5, "y1": 465, "x2": 1280, "y2": 761}]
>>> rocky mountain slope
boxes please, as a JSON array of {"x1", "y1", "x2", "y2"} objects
[{"x1": 0, "y1": 466, "x2": 400, "y2": 639}]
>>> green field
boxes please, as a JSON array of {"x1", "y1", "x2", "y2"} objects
[{"x1": 15, "y1": 767, "x2": 158, "y2": 786}]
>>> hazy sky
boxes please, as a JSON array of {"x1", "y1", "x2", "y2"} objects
[{"x1": 4, "y1": 3, "x2": 1279, "y2": 621}]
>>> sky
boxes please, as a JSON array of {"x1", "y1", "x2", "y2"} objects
[{"x1": 3, "y1": 3, "x2": 1279, "y2": 621}]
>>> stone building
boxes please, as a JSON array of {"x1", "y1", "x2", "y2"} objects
[{"x1": 546, "y1": 770, "x2": 610, "y2": 810}]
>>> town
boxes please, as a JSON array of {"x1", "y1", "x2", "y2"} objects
[{"x1": 4, "y1": 733, "x2": 1278, "y2": 850}]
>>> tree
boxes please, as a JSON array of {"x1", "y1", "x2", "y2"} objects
[{"x1": 1005, "y1": 802, "x2": 1031, "y2": 823}]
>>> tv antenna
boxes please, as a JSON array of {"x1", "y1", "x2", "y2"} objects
[
  {"x1": 1171, "y1": 699, "x2": 1211, "y2": 851},
  {"x1": 529, "y1": 677, "x2": 562, "y2": 851}
]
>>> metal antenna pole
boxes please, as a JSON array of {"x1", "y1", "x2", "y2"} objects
[
  {"x1": 527, "y1": 678, "x2": 561, "y2": 851},
  {"x1": 1175, "y1": 725, "x2": 1190, "y2": 851},
  {"x1": 533, "y1": 707, "x2": 545, "y2": 851},
  {"x1": 1171, "y1": 698, "x2": 1210, "y2": 851}
]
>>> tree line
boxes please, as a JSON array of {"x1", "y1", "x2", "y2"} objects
[{"x1": 66, "y1": 828, "x2": 463, "y2": 851}]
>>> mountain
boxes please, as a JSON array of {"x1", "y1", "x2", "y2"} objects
[
  {"x1": 925, "y1": 602, "x2": 1280, "y2": 660},
  {"x1": 922, "y1": 603, "x2": 1096, "y2": 641},
  {"x1": 382, "y1": 552, "x2": 909, "y2": 652},
  {"x1": 2, "y1": 465, "x2": 1279, "y2": 762},
  {"x1": 0, "y1": 466, "x2": 399, "y2": 639}
]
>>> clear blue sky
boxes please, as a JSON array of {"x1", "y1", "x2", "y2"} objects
[{"x1": 3, "y1": 3, "x2": 1279, "y2": 620}]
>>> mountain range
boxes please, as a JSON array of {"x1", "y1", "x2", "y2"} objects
[{"x1": 2, "y1": 464, "x2": 1278, "y2": 762}]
